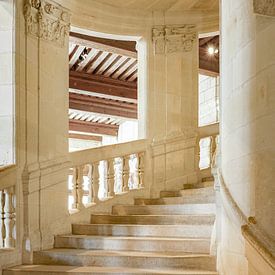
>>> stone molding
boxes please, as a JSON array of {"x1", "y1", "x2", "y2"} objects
[
  {"x1": 23, "y1": 0, "x2": 70, "y2": 47},
  {"x1": 152, "y1": 25, "x2": 197, "y2": 54},
  {"x1": 253, "y1": 0, "x2": 275, "y2": 17}
]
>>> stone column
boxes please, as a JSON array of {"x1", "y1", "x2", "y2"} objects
[
  {"x1": 20, "y1": 0, "x2": 71, "y2": 263},
  {"x1": 149, "y1": 22, "x2": 199, "y2": 196},
  {"x1": 220, "y1": 0, "x2": 275, "y2": 273}
]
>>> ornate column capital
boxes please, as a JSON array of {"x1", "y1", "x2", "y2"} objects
[
  {"x1": 23, "y1": 0, "x2": 71, "y2": 47},
  {"x1": 253, "y1": 0, "x2": 275, "y2": 17},
  {"x1": 152, "y1": 25, "x2": 197, "y2": 55}
]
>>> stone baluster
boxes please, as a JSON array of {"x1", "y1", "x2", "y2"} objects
[
  {"x1": 138, "y1": 152, "x2": 145, "y2": 189},
  {"x1": 71, "y1": 168, "x2": 77, "y2": 209},
  {"x1": 4, "y1": 186, "x2": 16, "y2": 248},
  {"x1": 0, "y1": 190, "x2": 6, "y2": 248},
  {"x1": 92, "y1": 162, "x2": 100, "y2": 203},
  {"x1": 210, "y1": 135, "x2": 217, "y2": 167},
  {"x1": 72, "y1": 166, "x2": 84, "y2": 210},
  {"x1": 107, "y1": 158, "x2": 115, "y2": 197},
  {"x1": 87, "y1": 164, "x2": 93, "y2": 204},
  {"x1": 122, "y1": 155, "x2": 130, "y2": 192}
]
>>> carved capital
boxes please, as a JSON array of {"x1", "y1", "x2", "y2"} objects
[
  {"x1": 253, "y1": 0, "x2": 275, "y2": 17},
  {"x1": 152, "y1": 25, "x2": 197, "y2": 54},
  {"x1": 23, "y1": 0, "x2": 71, "y2": 47}
]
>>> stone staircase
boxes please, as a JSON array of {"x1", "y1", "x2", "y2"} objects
[{"x1": 5, "y1": 182, "x2": 218, "y2": 275}]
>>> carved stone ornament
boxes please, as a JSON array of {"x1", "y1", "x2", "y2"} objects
[
  {"x1": 152, "y1": 25, "x2": 197, "y2": 54},
  {"x1": 23, "y1": 0, "x2": 71, "y2": 47},
  {"x1": 253, "y1": 0, "x2": 275, "y2": 17}
]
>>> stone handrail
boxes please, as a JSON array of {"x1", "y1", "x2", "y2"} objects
[
  {"x1": 0, "y1": 165, "x2": 16, "y2": 249},
  {"x1": 68, "y1": 139, "x2": 147, "y2": 213}
]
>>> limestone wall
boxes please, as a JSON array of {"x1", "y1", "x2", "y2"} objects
[{"x1": 220, "y1": 0, "x2": 275, "y2": 274}]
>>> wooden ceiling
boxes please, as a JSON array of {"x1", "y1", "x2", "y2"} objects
[
  {"x1": 199, "y1": 35, "x2": 219, "y2": 74},
  {"x1": 94, "y1": 0, "x2": 219, "y2": 12},
  {"x1": 69, "y1": 32, "x2": 138, "y2": 141}
]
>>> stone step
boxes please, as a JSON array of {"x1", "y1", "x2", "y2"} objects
[
  {"x1": 90, "y1": 214, "x2": 215, "y2": 225},
  {"x1": 4, "y1": 265, "x2": 219, "y2": 275},
  {"x1": 160, "y1": 187, "x2": 214, "y2": 199},
  {"x1": 135, "y1": 195, "x2": 215, "y2": 205},
  {"x1": 183, "y1": 182, "x2": 214, "y2": 190},
  {"x1": 72, "y1": 223, "x2": 213, "y2": 238},
  {"x1": 33, "y1": 249, "x2": 217, "y2": 271},
  {"x1": 55, "y1": 235, "x2": 210, "y2": 253},
  {"x1": 112, "y1": 204, "x2": 216, "y2": 215}
]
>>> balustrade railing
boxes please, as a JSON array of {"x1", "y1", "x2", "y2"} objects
[
  {"x1": 198, "y1": 123, "x2": 219, "y2": 171},
  {"x1": 68, "y1": 140, "x2": 146, "y2": 212},
  {"x1": 0, "y1": 165, "x2": 16, "y2": 249}
]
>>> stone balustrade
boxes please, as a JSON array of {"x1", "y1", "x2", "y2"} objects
[
  {"x1": 0, "y1": 165, "x2": 16, "y2": 249},
  {"x1": 198, "y1": 122, "x2": 219, "y2": 172},
  {"x1": 68, "y1": 140, "x2": 146, "y2": 212}
]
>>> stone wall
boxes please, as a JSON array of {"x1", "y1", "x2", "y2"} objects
[{"x1": 219, "y1": 0, "x2": 275, "y2": 274}]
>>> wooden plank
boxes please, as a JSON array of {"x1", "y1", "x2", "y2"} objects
[
  {"x1": 86, "y1": 51, "x2": 110, "y2": 74},
  {"x1": 70, "y1": 32, "x2": 137, "y2": 59},
  {"x1": 119, "y1": 60, "x2": 138, "y2": 80},
  {"x1": 69, "y1": 92, "x2": 137, "y2": 119},
  {"x1": 69, "y1": 119, "x2": 119, "y2": 136},
  {"x1": 69, "y1": 45, "x2": 85, "y2": 69},
  {"x1": 111, "y1": 58, "x2": 136, "y2": 79},
  {"x1": 69, "y1": 70, "x2": 137, "y2": 100},
  {"x1": 76, "y1": 48, "x2": 100, "y2": 72},
  {"x1": 69, "y1": 133, "x2": 102, "y2": 142}
]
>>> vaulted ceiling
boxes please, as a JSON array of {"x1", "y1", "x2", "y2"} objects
[{"x1": 93, "y1": 0, "x2": 219, "y2": 12}]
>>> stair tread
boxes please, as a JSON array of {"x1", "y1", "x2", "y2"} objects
[
  {"x1": 5, "y1": 265, "x2": 218, "y2": 274},
  {"x1": 114, "y1": 203, "x2": 215, "y2": 207},
  {"x1": 74, "y1": 223, "x2": 211, "y2": 227},
  {"x1": 92, "y1": 214, "x2": 215, "y2": 217},
  {"x1": 57, "y1": 235, "x2": 210, "y2": 241},
  {"x1": 37, "y1": 248, "x2": 212, "y2": 258}
]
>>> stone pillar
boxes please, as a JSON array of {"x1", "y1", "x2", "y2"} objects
[
  {"x1": 149, "y1": 21, "x2": 199, "y2": 196},
  {"x1": 20, "y1": 0, "x2": 71, "y2": 263},
  {"x1": 220, "y1": 0, "x2": 275, "y2": 273}
]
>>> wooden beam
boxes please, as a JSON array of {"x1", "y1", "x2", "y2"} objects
[
  {"x1": 69, "y1": 133, "x2": 103, "y2": 142},
  {"x1": 69, "y1": 70, "x2": 137, "y2": 100},
  {"x1": 69, "y1": 119, "x2": 119, "y2": 136},
  {"x1": 70, "y1": 32, "x2": 137, "y2": 59},
  {"x1": 69, "y1": 93, "x2": 137, "y2": 119}
]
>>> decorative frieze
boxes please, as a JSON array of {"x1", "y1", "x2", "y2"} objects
[
  {"x1": 152, "y1": 25, "x2": 197, "y2": 54},
  {"x1": 253, "y1": 0, "x2": 275, "y2": 17},
  {"x1": 23, "y1": 0, "x2": 70, "y2": 47}
]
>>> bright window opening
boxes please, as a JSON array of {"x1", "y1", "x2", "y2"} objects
[
  {"x1": 0, "y1": 0, "x2": 15, "y2": 167},
  {"x1": 198, "y1": 73, "x2": 219, "y2": 127}
]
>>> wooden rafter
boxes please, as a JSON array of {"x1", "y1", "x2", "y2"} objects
[
  {"x1": 69, "y1": 133, "x2": 103, "y2": 141},
  {"x1": 69, "y1": 93, "x2": 137, "y2": 119},
  {"x1": 69, "y1": 70, "x2": 137, "y2": 100},
  {"x1": 69, "y1": 119, "x2": 119, "y2": 136},
  {"x1": 70, "y1": 32, "x2": 137, "y2": 59}
]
